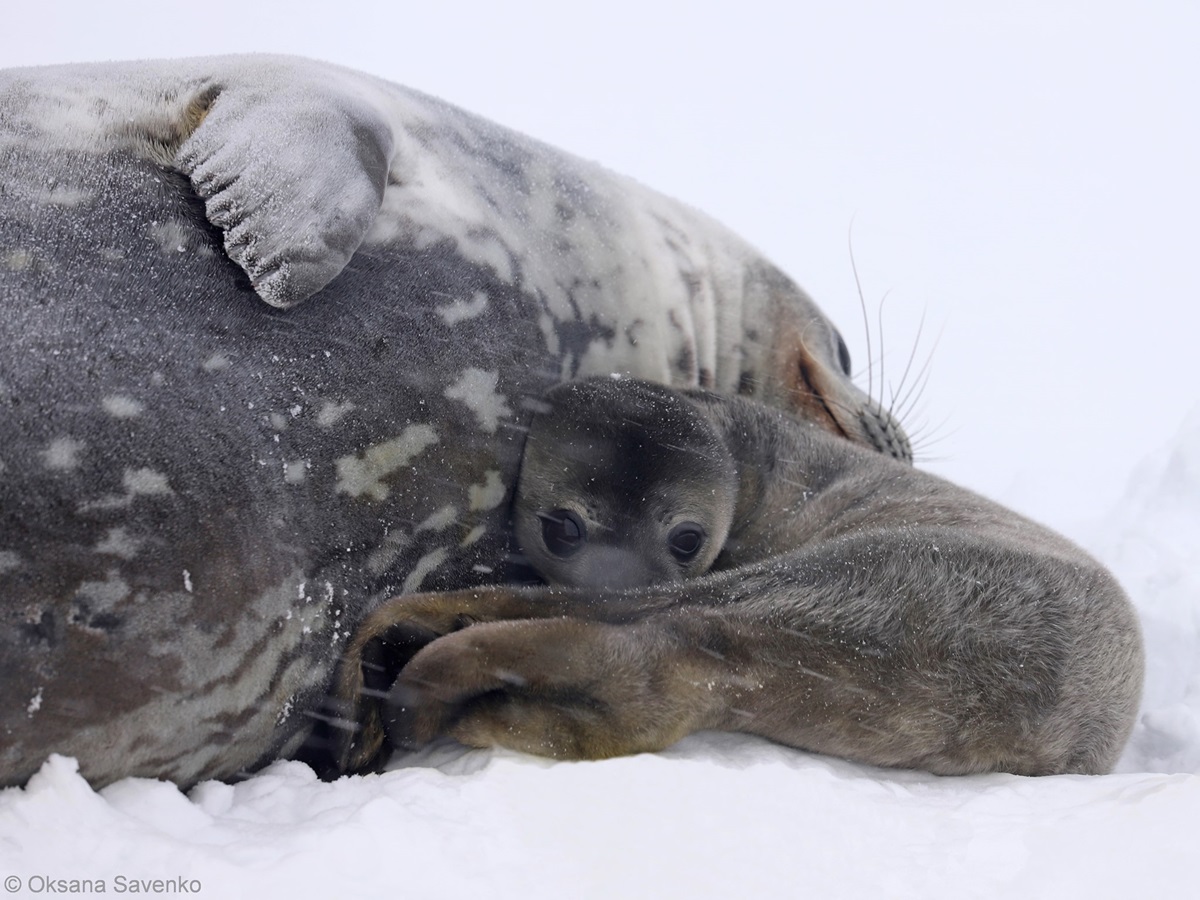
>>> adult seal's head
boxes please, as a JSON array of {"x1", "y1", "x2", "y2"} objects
[
  {"x1": 515, "y1": 379, "x2": 738, "y2": 589},
  {"x1": 1, "y1": 55, "x2": 907, "y2": 788}
]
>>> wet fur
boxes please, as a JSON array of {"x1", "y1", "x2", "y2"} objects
[{"x1": 335, "y1": 379, "x2": 1144, "y2": 776}]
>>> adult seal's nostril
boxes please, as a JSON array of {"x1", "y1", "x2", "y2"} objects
[
  {"x1": 859, "y1": 403, "x2": 914, "y2": 463},
  {"x1": 0, "y1": 55, "x2": 898, "y2": 788}
]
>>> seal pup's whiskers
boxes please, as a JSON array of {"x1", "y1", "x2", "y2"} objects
[{"x1": 336, "y1": 377, "x2": 1143, "y2": 777}]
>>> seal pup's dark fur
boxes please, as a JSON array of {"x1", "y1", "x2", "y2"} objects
[
  {"x1": 335, "y1": 378, "x2": 1143, "y2": 776},
  {"x1": 0, "y1": 57, "x2": 900, "y2": 787}
]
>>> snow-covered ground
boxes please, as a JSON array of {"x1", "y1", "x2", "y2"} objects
[
  {"x1": 3, "y1": 2, "x2": 1198, "y2": 897},
  {"x1": 1, "y1": 422, "x2": 1198, "y2": 899}
]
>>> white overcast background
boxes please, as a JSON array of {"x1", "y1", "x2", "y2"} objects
[
  {"x1": 5, "y1": 0, "x2": 1197, "y2": 534},
  {"x1": 3, "y1": 5, "x2": 1199, "y2": 898}
]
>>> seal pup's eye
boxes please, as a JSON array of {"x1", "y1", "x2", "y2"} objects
[
  {"x1": 667, "y1": 522, "x2": 706, "y2": 563},
  {"x1": 539, "y1": 509, "x2": 587, "y2": 557},
  {"x1": 835, "y1": 332, "x2": 853, "y2": 377}
]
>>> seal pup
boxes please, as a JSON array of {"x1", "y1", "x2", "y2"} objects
[
  {"x1": 335, "y1": 378, "x2": 1144, "y2": 776},
  {"x1": 513, "y1": 378, "x2": 741, "y2": 589},
  {"x1": 0, "y1": 56, "x2": 901, "y2": 788}
]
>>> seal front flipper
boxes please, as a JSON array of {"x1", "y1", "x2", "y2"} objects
[
  {"x1": 330, "y1": 591, "x2": 502, "y2": 774},
  {"x1": 174, "y1": 63, "x2": 395, "y2": 307},
  {"x1": 384, "y1": 616, "x2": 722, "y2": 759},
  {"x1": 330, "y1": 587, "x2": 682, "y2": 771}
]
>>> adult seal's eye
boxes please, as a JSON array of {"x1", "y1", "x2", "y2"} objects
[
  {"x1": 667, "y1": 522, "x2": 706, "y2": 563},
  {"x1": 540, "y1": 509, "x2": 587, "y2": 557},
  {"x1": 835, "y1": 332, "x2": 853, "y2": 377}
]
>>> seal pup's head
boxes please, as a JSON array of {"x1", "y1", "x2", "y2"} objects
[{"x1": 515, "y1": 378, "x2": 738, "y2": 589}]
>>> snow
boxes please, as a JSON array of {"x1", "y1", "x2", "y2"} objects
[
  {"x1": 0, "y1": 411, "x2": 1196, "y2": 899},
  {"x1": 3, "y1": 2, "x2": 1199, "y2": 897},
  {"x1": 1102, "y1": 411, "x2": 1200, "y2": 776}
]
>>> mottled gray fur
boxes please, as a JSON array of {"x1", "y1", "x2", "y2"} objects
[{"x1": 0, "y1": 57, "x2": 890, "y2": 787}]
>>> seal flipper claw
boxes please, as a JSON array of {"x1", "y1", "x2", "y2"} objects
[{"x1": 175, "y1": 70, "x2": 394, "y2": 308}]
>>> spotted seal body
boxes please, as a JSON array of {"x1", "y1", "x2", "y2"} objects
[
  {"x1": 0, "y1": 56, "x2": 894, "y2": 787},
  {"x1": 338, "y1": 378, "x2": 1144, "y2": 776}
]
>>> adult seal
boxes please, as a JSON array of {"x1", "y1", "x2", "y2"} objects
[
  {"x1": 336, "y1": 378, "x2": 1143, "y2": 776},
  {"x1": 0, "y1": 56, "x2": 896, "y2": 787}
]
